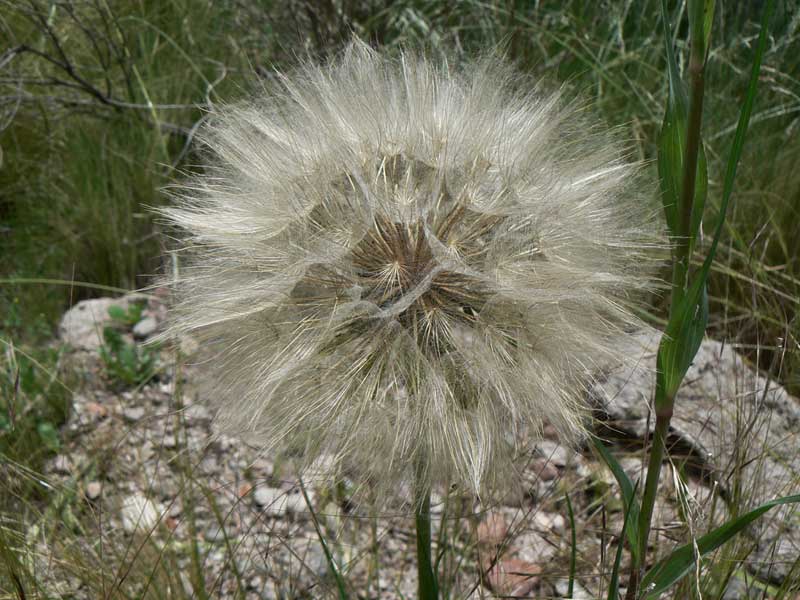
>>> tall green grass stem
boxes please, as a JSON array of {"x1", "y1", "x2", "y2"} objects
[
  {"x1": 669, "y1": 0, "x2": 708, "y2": 309},
  {"x1": 631, "y1": 1, "x2": 710, "y2": 597},
  {"x1": 415, "y1": 463, "x2": 439, "y2": 600}
]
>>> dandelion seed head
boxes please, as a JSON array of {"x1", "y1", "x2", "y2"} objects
[{"x1": 160, "y1": 41, "x2": 665, "y2": 505}]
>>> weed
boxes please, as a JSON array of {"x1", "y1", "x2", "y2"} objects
[{"x1": 99, "y1": 303, "x2": 158, "y2": 389}]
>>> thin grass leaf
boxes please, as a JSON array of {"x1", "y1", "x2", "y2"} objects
[
  {"x1": 0, "y1": 527, "x2": 33, "y2": 600},
  {"x1": 566, "y1": 493, "x2": 576, "y2": 598},
  {"x1": 702, "y1": 0, "x2": 717, "y2": 51},
  {"x1": 592, "y1": 438, "x2": 641, "y2": 566},
  {"x1": 656, "y1": 277, "x2": 709, "y2": 401},
  {"x1": 298, "y1": 479, "x2": 349, "y2": 600},
  {"x1": 656, "y1": 0, "x2": 773, "y2": 404},
  {"x1": 607, "y1": 488, "x2": 637, "y2": 600},
  {"x1": 640, "y1": 494, "x2": 800, "y2": 598},
  {"x1": 658, "y1": 0, "x2": 708, "y2": 253},
  {"x1": 695, "y1": 0, "x2": 775, "y2": 286}
]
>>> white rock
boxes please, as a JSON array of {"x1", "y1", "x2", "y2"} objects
[
  {"x1": 253, "y1": 486, "x2": 307, "y2": 515},
  {"x1": 555, "y1": 579, "x2": 592, "y2": 599},
  {"x1": 535, "y1": 441, "x2": 573, "y2": 468},
  {"x1": 132, "y1": 316, "x2": 158, "y2": 339},
  {"x1": 532, "y1": 511, "x2": 567, "y2": 533},
  {"x1": 59, "y1": 297, "x2": 130, "y2": 350},
  {"x1": 122, "y1": 407, "x2": 145, "y2": 423},
  {"x1": 121, "y1": 493, "x2": 162, "y2": 534},
  {"x1": 184, "y1": 404, "x2": 210, "y2": 423},
  {"x1": 85, "y1": 481, "x2": 102, "y2": 500},
  {"x1": 51, "y1": 454, "x2": 71, "y2": 474},
  {"x1": 515, "y1": 530, "x2": 557, "y2": 563}
]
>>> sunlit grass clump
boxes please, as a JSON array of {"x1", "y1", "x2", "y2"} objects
[{"x1": 161, "y1": 41, "x2": 664, "y2": 503}]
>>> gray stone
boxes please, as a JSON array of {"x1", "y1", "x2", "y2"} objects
[
  {"x1": 534, "y1": 440, "x2": 574, "y2": 468},
  {"x1": 532, "y1": 511, "x2": 566, "y2": 533},
  {"x1": 293, "y1": 539, "x2": 328, "y2": 580},
  {"x1": 514, "y1": 530, "x2": 557, "y2": 563},
  {"x1": 121, "y1": 493, "x2": 162, "y2": 534},
  {"x1": 184, "y1": 403, "x2": 210, "y2": 423},
  {"x1": 132, "y1": 316, "x2": 158, "y2": 339},
  {"x1": 204, "y1": 523, "x2": 235, "y2": 543},
  {"x1": 554, "y1": 579, "x2": 592, "y2": 598},
  {"x1": 722, "y1": 577, "x2": 761, "y2": 599},
  {"x1": 592, "y1": 331, "x2": 800, "y2": 583},
  {"x1": 59, "y1": 297, "x2": 130, "y2": 350},
  {"x1": 122, "y1": 406, "x2": 145, "y2": 423},
  {"x1": 85, "y1": 481, "x2": 103, "y2": 500},
  {"x1": 51, "y1": 454, "x2": 71, "y2": 474},
  {"x1": 253, "y1": 486, "x2": 307, "y2": 516}
]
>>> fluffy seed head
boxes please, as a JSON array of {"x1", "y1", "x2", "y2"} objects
[{"x1": 161, "y1": 41, "x2": 663, "y2": 503}]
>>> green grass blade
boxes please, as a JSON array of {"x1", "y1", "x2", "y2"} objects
[
  {"x1": 656, "y1": 277, "x2": 709, "y2": 401},
  {"x1": 695, "y1": 0, "x2": 775, "y2": 286},
  {"x1": 565, "y1": 493, "x2": 576, "y2": 598},
  {"x1": 0, "y1": 525, "x2": 43, "y2": 600},
  {"x1": 298, "y1": 480, "x2": 350, "y2": 600},
  {"x1": 606, "y1": 489, "x2": 636, "y2": 600},
  {"x1": 592, "y1": 438, "x2": 641, "y2": 566},
  {"x1": 702, "y1": 0, "x2": 717, "y2": 51},
  {"x1": 640, "y1": 494, "x2": 800, "y2": 598},
  {"x1": 658, "y1": 0, "x2": 707, "y2": 251},
  {"x1": 656, "y1": 0, "x2": 773, "y2": 405}
]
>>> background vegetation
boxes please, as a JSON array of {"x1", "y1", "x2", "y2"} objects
[{"x1": 0, "y1": 0, "x2": 798, "y2": 598}]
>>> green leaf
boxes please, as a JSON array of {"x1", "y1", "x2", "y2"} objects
[
  {"x1": 37, "y1": 421, "x2": 60, "y2": 452},
  {"x1": 658, "y1": 0, "x2": 708, "y2": 249},
  {"x1": 702, "y1": 0, "x2": 717, "y2": 51},
  {"x1": 655, "y1": 276, "x2": 709, "y2": 403},
  {"x1": 641, "y1": 494, "x2": 800, "y2": 598},
  {"x1": 695, "y1": 0, "x2": 774, "y2": 287},
  {"x1": 566, "y1": 493, "x2": 577, "y2": 598},
  {"x1": 656, "y1": 0, "x2": 772, "y2": 407},
  {"x1": 592, "y1": 438, "x2": 641, "y2": 566},
  {"x1": 107, "y1": 305, "x2": 127, "y2": 321},
  {"x1": 607, "y1": 488, "x2": 637, "y2": 600}
]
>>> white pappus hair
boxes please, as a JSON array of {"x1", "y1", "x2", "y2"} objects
[{"x1": 159, "y1": 40, "x2": 664, "y2": 505}]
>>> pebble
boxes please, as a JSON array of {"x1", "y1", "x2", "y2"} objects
[
  {"x1": 530, "y1": 457, "x2": 559, "y2": 481},
  {"x1": 293, "y1": 539, "x2": 328, "y2": 579},
  {"x1": 253, "y1": 486, "x2": 307, "y2": 516},
  {"x1": 51, "y1": 454, "x2": 71, "y2": 474},
  {"x1": 487, "y1": 558, "x2": 541, "y2": 597},
  {"x1": 533, "y1": 511, "x2": 566, "y2": 533},
  {"x1": 204, "y1": 523, "x2": 236, "y2": 543},
  {"x1": 250, "y1": 458, "x2": 274, "y2": 478},
  {"x1": 535, "y1": 441, "x2": 573, "y2": 468},
  {"x1": 132, "y1": 316, "x2": 158, "y2": 339},
  {"x1": 85, "y1": 481, "x2": 103, "y2": 500},
  {"x1": 554, "y1": 579, "x2": 592, "y2": 598},
  {"x1": 184, "y1": 403, "x2": 210, "y2": 423},
  {"x1": 122, "y1": 406, "x2": 146, "y2": 423},
  {"x1": 84, "y1": 401, "x2": 109, "y2": 419},
  {"x1": 515, "y1": 530, "x2": 557, "y2": 563},
  {"x1": 121, "y1": 493, "x2": 162, "y2": 534},
  {"x1": 477, "y1": 513, "x2": 508, "y2": 547}
]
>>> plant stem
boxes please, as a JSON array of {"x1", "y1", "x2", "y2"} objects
[
  {"x1": 628, "y1": 3, "x2": 709, "y2": 598},
  {"x1": 415, "y1": 465, "x2": 439, "y2": 600},
  {"x1": 635, "y1": 404, "x2": 672, "y2": 562},
  {"x1": 670, "y1": 2, "x2": 708, "y2": 310}
]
